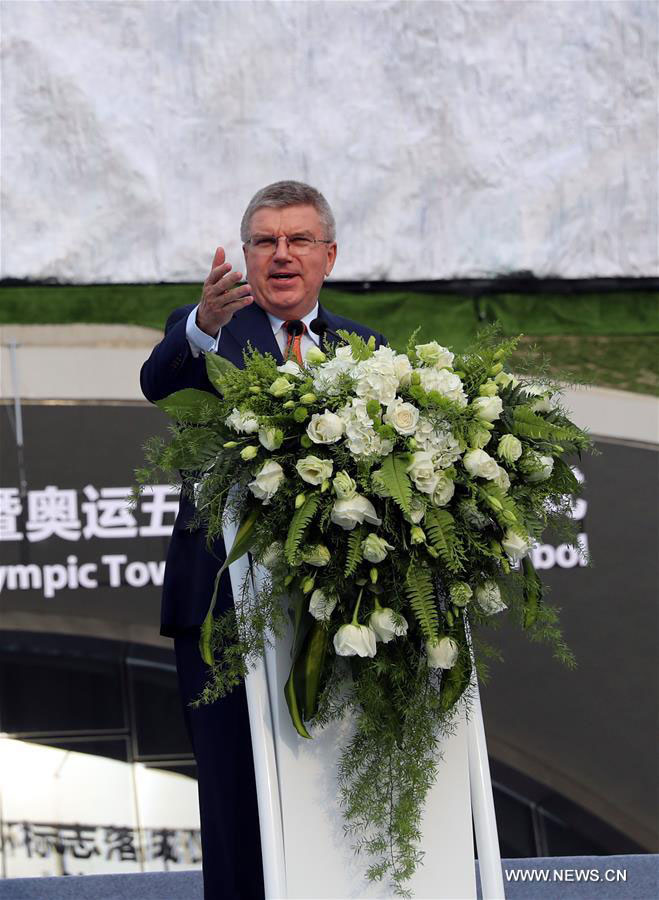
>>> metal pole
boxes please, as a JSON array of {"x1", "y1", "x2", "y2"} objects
[
  {"x1": 466, "y1": 624, "x2": 505, "y2": 899},
  {"x1": 7, "y1": 339, "x2": 24, "y2": 449}
]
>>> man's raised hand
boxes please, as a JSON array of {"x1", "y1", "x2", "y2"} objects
[{"x1": 196, "y1": 247, "x2": 253, "y2": 336}]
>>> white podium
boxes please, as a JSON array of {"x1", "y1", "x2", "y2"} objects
[{"x1": 224, "y1": 519, "x2": 505, "y2": 900}]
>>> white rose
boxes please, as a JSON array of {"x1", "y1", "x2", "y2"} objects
[
  {"x1": 296, "y1": 455, "x2": 334, "y2": 485},
  {"x1": 426, "y1": 636, "x2": 459, "y2": 669},
  {"x1": 302, "y1": 544, "x2": 331, "y2": 567},
  {"x1": 492, "y1": 465, "x2": 511, "y2": 493},
  {"x1": 225, "y1": 407, "x2": 259, "y2": 434},
  {"x1": 333, "y1": 623, "x2": 377, "y2": 658},
  {"x1": 418, "y1": 368, "x2": 468, "y2": 407},
  {"x1": 248, "y1": 460, "x2": 284, "y2": 504},
  {"x1": 277, "y1": 359, "x2": 302, "y2": 377},
  {"x1": 362, "y1": 533, "x2": 395, "y2": 563},
  {"x1": 260, "y1": 541, "x2": 283, "y2": 569},
  {"x1": 431, "y1": 474, "x2": 455, "y2": 507},
  {"x1": 474, "y1": 580, "x2": 507, "y2": 615},
  {"x1": 497, "y1": 434, "x2": 522, "y2": 462},
  {"x1": 330, "y1": 495, "x2": 382, "y2": 530},
  {"x1": 502, "y1": 529, "x2": 533, "y2": 562},
  {"x1": 471, "y1": 396, "x2": 503, "y2": 422},
  {"x1": 307, "y1": 410, "x2": 345, "y2": 444},
  {"x1": 407, "y1": 451, "x2": 439, "y2": 495},
  {"x1": 309, "y1": 589, "x2": 337, "y2": 621},
  {"x1": 463, "y1": 449, "x2": 500, "y2": 480},
  {"x1": 415, "y1": 341, "x2": 454, "y2": 369},
  {"x1": 525, "y1": 454, "x2": 554, "y2": 483},
  {"x1": 333, "y1": 471, "x2": 357, "y2": 499},
  {"x1": 383, "y1": 398, "x2": 419, "y2": 436},
  {"x1": 369, "y1": 608, "x2": 408, "y2": 643},
  {"x1": 258, "y1": 426, "x2": 283, "y2": 451}
]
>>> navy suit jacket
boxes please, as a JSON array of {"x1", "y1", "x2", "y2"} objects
[{"x1": 140, "y1": 300, "x2": 386, "y2": 636}]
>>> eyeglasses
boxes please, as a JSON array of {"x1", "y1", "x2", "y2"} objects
[{"x1": 244, "y1": 234, "x2": 333, "y2": 256}]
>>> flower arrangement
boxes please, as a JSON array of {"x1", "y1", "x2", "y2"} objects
[{"x1": 140, "y1": 329, "x2": 591, "y2": 895}]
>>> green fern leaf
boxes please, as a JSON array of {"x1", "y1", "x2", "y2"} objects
[
  {"x1": 336, "y1": 329, "x2": 373, "y2": 361},
  {"x1": 162, "y1": 427, "x2": 222, "y2": 468},
  {"x1": 512, "y1": 407, "x2": 584, "y2": 444},
  {"x1": 424, "y1": 508, "x2": 464, "y2": 573},
  {"x1": 345, "y1": 527, "x2": 364, "y2": 577},
  {"x1": 378, "y1": 453, "x2": 412, "y2": 516},
  {"x1": 284, "y1": 494, "x2": 320, "y2": 565},
  {"x1": 404, "y1": 562, "x2": 440, "y2": 642}
]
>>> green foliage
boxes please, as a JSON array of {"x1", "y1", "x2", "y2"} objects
[
  {"x1": 160, "y1": 426, "x2": 222, "y2": 469},
  {"x1": 205, "y1": 352, "x2": 238, "y2": 394},
  {"x1": 336, "y1": 647, "x2": 457, "y2": 896},
  {"x1": 439, "y1": 620, "x2": 472, "y2": 713},
  {"x1": 155, "y1": 388, "x2": 225, "y2": 423},
  {"x1": 378, "y1": 454, "x2": 412, "y2": 515},
  {"x1": 405, "y1": 327, "x2": 422, "y2": 363},
  {"x1": 284, "y1": 494, "x2": 320, "y2": 564},
  {"x1": 130, "y1": 322, "x2": 598, "y2": 896},
  {"x1": 424, "y1": 508, "x2": 464, "y2": 574},
  {"x1": 345, "y1": 527, "x2": 364, "y2": 577},
  {"x1": 404, "y1": 562, "x2": 440, "y2": 642},
  {"x1": 336, "y1": 329, "x2": 374, "y2": 361},
  {"x1": 194, "y1": 569, "x2": 287, "y2": 707},
  {"x1": 522, "y1": 556, "x2": 543, "y2": 628},
  {"x1": 512, "y1": 405, "x2": 588, "y2": 446}
]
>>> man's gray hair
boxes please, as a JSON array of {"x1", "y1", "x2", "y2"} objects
[{"x1": 240, "y1": 180, "x2": 336, "y2": 243}]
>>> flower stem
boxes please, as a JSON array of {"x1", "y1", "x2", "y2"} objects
[{"x1": 351, "y1": 588, "x2": 365, "y2": 625}]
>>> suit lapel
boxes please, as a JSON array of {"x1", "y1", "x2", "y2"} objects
[{"x1": 222, "y1": 302, "x2": 284, "y2": 365}]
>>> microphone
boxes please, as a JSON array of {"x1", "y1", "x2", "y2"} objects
[
  {"x1": 285, "y1": 320, "x2": 305, "y2": 337},
  {"x1": 309, "y1": 317, "x2": 346, "y2": 348}
]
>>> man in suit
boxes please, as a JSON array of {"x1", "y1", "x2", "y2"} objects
[{"x1": 140, "y1": 181, "x2": 386, "y2": 899}]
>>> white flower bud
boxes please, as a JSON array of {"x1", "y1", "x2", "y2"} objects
[
  {"x1": 302, "y1": 544, "x2": 331, "y2": 567},
  {"x1": 333, "y1": 623, "x2": 377, "y2": 658},
  {"x1": 362, "y1": 533, "x2": 394, "y2": 563},
  {"x1": 369, "y1": 608, "x2": 408, "y2": 643},
  {"x1": 426, "y1": 636, "x2": 459, "y2": 669}
]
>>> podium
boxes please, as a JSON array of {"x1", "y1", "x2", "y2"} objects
[{"x1": 224, "y1": 519, "x2": 505, "y2": 899}]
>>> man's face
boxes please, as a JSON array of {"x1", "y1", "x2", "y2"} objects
[{"x1": 243, "y1": 205, "x2": 337, "y2": 320}]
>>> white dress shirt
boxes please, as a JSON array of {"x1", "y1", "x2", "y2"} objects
[{"x1": 186, "y1": 302, "x2": 321, "y2": 360}]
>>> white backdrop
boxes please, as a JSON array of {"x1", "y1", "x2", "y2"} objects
[{"x1": 2, "y1": 0, "x2": 657, "y2": 283}]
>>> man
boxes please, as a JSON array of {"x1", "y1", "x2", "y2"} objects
[{"x1": 140, "y1": 181, "x2": 386, "y2": 899}]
